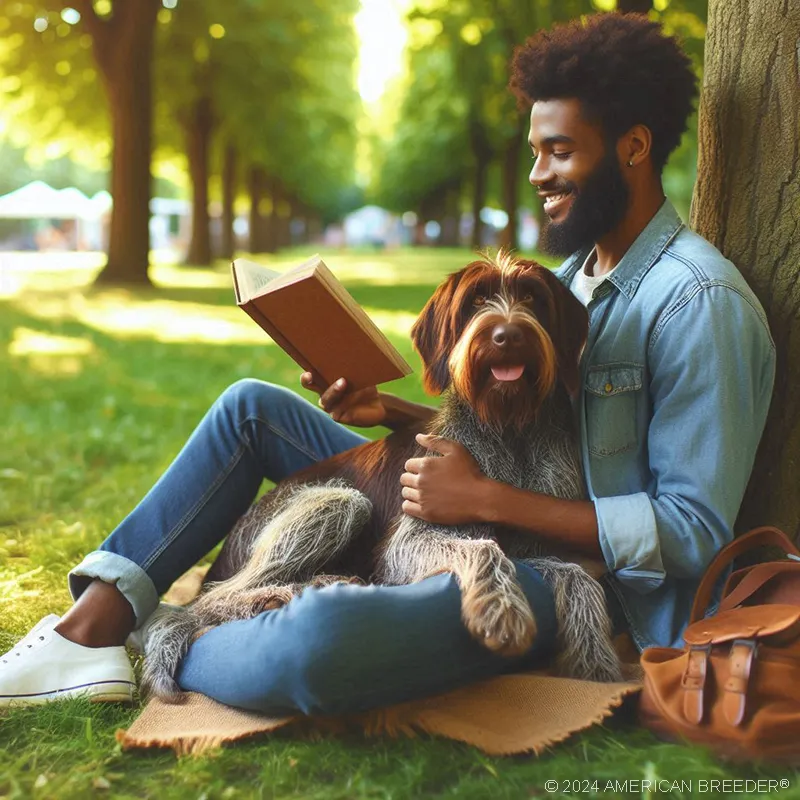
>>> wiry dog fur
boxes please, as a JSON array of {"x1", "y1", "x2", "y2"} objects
[{"x1": 143, "y1": 251, "x2": 623, "y2": 701}]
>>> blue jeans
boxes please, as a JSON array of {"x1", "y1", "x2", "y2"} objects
[{"x1": 68, "y1": 379, "x2": 558, "y2": 715}]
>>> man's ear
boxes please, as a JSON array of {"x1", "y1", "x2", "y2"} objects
[
  {"x1": 410, "y1": 270, "x2": 464, "y2": 395},
  {"x1": 537, "y1": 267, "x2": 588, "y2": 397}
]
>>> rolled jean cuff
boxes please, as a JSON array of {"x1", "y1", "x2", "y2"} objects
[{"x1": 68, "y1": 551, "x2": 160, "y2": 629}]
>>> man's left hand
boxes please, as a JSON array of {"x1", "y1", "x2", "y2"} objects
[{"x1": 400, "y1": 433, "x2": 490, "y2": 525}]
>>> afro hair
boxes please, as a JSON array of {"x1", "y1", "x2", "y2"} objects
[{"x1": 509, "y1": 13, "x2": 697, "y2": 172}]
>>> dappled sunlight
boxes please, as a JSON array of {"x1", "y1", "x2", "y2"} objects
[
  {"x1": 0, "y1": 565, "x2": 44, "y2": 605},
  {"x1": 14, "y1": 290, "x2": 269, "y2": 345},
  {"x1": 9, "y1": 327, "x2": 95, "y2": 356},
  {"x1": 363, "y1": 308, "x2": 418, "y2": 336},
  {"x1": 12, "y1": 288, "x2": 420, "y2": 346},
  {"x1": 9, "y1": 327, "x2": 95, "y2": 375},
  {"x1": 0, "y1": 248, "x2": 465, "y2": 302},
  {"x1": 149, "y1": 262, "x2": 235, "y2": 290}
]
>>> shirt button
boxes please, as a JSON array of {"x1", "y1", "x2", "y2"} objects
[{"x1": 604, "y1": 382, "x2": 613, "y2": 393}]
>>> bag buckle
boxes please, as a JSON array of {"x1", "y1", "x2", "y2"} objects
[
  {"x1": 681, "y1": 644, "x2": 710, "y2": 724},
  {"x1": 724, "y1": 638, "x2": 757, "y2": 727}
]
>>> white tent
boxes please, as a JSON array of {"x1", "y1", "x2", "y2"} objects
[
  {"x1": 0, "y1": 181, "x2": 98, "y2": 220},
  {"x1": 0, "y1": 182, "x2": 192, "y2": 251}
]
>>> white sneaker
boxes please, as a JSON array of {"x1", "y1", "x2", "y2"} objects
[{"x1": 0, "y1": 618, "x2": 135, "y2": 707}]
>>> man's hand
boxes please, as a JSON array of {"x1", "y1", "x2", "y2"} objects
[
  {"x1": 400, "y1": 433, "x2": 491, "y2": 525},
  {"x1": 300, "y1": 372, "x2": 387, "y2": 428}
]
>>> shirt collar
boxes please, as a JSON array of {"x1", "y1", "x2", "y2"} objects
[{"x1": 557, "y1": 199, "x2": 684, "y2": 300}]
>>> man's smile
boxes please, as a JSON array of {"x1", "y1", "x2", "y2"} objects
[{"x1": 540, "y1": 189, "x2": 574, "y2": 219}]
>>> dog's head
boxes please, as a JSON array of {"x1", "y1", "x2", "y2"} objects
[{"x1": 411, "y1": 251, "x2": 588, "y2": 429}]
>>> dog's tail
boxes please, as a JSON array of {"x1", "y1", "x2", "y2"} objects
[
  {"x1": 524, "y1": 557, "x2": 624, "y2": 683},
  {"x1": 140, "y1": 605, "x2": 205, "y2": 703}
]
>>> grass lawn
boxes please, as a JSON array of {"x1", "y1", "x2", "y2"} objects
[{"x1": 1, "y1": 248, "x2": 797, "y2": 799}]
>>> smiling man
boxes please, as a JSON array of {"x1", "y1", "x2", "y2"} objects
[
  {"x1": 400, "y1": 13, "x2": 776, "y2": 651},
  {"x1": 0, "y1": 13, "x2": 776, "y2": 712}
]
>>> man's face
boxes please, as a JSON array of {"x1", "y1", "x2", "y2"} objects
[{"x1": 528, "y1": 99, "x2": 630, "y2": 256}]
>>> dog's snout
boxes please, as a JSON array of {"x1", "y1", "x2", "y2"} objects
[{"x1": 491, "y1": 323, "x2": 524, "y2": 347}]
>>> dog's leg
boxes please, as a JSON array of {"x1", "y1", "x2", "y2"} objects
[
  {"x1": 524, "y1": 557, "x2": 623, "y2": 683},
  {"x1": 377, "y1": 518, "x2": 537, "y2": 657},
  {"x1": 142, "y1": 482, "x2": 372, "y2": 702}
]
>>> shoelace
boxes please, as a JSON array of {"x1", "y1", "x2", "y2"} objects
[{"x1": 1, "y1": 634, "x2": 46, "y2": 665}]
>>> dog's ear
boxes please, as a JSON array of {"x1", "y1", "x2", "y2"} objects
[
  {"x1": 536, "y1": 267, "x2": 589, "y2": 397},
  {"x1": 411, "y1": 270, "x2": 465, "y2": 395}
]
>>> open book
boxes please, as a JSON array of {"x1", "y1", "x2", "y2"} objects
[{"x1": 231, "y1": 255, "x2": 413, "y2": 390}]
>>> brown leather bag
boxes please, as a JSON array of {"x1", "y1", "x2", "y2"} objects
[{"x1": 639, "y1": 526, "x2": 800, "y2": 763}]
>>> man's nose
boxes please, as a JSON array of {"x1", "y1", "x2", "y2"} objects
[{"x1": 529, "y1": 155, "x2": 553, "y2": 187}]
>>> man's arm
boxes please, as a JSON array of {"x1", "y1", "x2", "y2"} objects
[
  {"x1": 593, "y1": 284, "x2": 775, "y2": 585},
  {"x1": 300, "y1": 372, "x2": 436, "y2": 430},
  {"x1": 480, "y1": 481, "x2": 603, "y2": 558},
  {"x1": 401, "y1": 434, "x2": 602, "y2": 558},
  {"x1": 378, "y1": 392, "x2": 437, "y2": 431}
]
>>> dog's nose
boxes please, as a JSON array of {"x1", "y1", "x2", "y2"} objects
[{"x1": 491, "y1": 323, "x2": 524, "y2": 347}]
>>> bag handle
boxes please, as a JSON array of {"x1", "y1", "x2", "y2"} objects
[{"x1": 690, "y1": 526, "x2": 800, "y2": 624}]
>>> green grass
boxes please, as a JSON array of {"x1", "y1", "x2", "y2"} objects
[{"x1": 1, "y1": 248, "x2": 797, "y2": 799}]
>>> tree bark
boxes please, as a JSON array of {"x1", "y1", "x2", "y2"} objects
[
  {"x1": 616, "y1": 0, "x2": 652, "y2": 12},
  {"x1": 264, "y1": 177, "x2": 280, "y2": 253},
  {"x1": 440, "y1": 182, "x2": 461, "y2": 247},
  {"x1": 220, "y1": 142, "x2": 236, "y2": 261},
  {"x1": 248, "y1": 166, "x2": 265, "y2": 254},
  {"x1": 691, "y1": 0, "x2": 800, "y2": 537},
  {"x1": 184, "y1": 94, "x2": 214, "y2": 266},
  {"x1": 469, "y1": 120, "x2": 492, "y2": 250},
  {"x1": 70, "y1": 0, "x2": 160, "y2": 285},
  {"x1": 499, "y1": 117, "x2": 526, "y2": 251}
]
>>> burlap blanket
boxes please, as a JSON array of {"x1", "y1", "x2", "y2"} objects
[{"x1": 119, "y1": 569, "x2": 642, "y2": 756}]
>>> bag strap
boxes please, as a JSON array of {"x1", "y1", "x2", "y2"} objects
[
  {"x1": 718, "y1": 561, "x2": 799, "y2": 613},
  {"x1": 690, "y1": 526, "x2": 800, "y2": 624}
]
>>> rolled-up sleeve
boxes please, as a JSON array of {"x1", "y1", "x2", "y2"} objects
[{"x1": 596, "y1": 283, "x2": 775, "y2": 591}]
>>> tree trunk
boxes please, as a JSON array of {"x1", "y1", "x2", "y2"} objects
[
  {"x1": 499, "y1": 118, "x2": 526, "y2": 251},
  {"x1": 220, "y1": 142, "x2": 236, "y2": 261},
  {"x1": 691, "y1": 0, "x2": 800, "y2": 537},
  {"x1": 248, "y1": 166, "x2": 265, "y2": 254},
  {"x1": 469, "y1": 120, "x2": 492, "y2": 250},
  {"x1": 79, "y1": 0, "x2": 160, "y2": 285},
  {"x1": 440, "y1": 183, "x2": 461, "y2": 247},
  {"x1": 264, "y1": 177, "x2": 280, "y2": 253},
  {"x1": 184, "y1": 95, "x2": 214, "y2": 266},
  {"x1": 616, "y1": 0, "x2": 652, "y2": 12}
]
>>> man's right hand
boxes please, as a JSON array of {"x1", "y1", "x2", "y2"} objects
[{"x1": 300, "y1": 372, "x2": 388, "y2": 428}]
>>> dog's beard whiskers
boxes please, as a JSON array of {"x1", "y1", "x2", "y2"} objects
[{"x1": 447, "y1": 305, "x2": 559, "y2": 431}]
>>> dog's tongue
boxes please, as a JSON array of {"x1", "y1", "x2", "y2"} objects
[{"x1": 491, "y1": 364, "x2": 525, "y2": 381}]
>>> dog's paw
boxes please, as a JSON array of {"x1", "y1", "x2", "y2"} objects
[{"x1": 461, "y1": 586, "x2": 537, "y2": 657}]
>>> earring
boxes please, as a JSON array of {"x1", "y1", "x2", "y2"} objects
[{"x1": 627, "y1": 160, "x2": 634, "y2": 168}]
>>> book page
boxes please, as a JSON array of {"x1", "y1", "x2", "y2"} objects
[{"x1": 232, "y1": 259, "x2": 282, "y2": 301}]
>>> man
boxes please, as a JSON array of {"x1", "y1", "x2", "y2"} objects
[{"x1": 0, "y1": 13, "x2": 774, "y2": 712}]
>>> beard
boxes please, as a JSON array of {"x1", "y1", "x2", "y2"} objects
[{"x1": 538, "y1": 147, "x2": 630, "y2": 257}]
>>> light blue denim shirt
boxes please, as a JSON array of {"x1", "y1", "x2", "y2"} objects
[{"x1": 555, "y1": 200, "x2": 776, "y2": 651}]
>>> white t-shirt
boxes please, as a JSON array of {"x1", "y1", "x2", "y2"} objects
[{"x1": 570, "y1": 249, "x2": 618, "y2": 306}]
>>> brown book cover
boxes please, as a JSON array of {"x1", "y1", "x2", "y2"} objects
[{"x1": 231, "y1": 255, "x2": 413, "y2": 390}]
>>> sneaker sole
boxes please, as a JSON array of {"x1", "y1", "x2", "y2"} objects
[{"x1": 0, "y1": 681, "x2": 135, "y2": 708}]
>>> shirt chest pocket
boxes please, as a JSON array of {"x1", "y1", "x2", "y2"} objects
[{"x1": 585, "y1": 364, "x2": 644, "y2": 458}]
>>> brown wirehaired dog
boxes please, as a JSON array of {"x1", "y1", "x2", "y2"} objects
[{"x1": 143, "y1": 252, "x2": 623, "y2": 701}]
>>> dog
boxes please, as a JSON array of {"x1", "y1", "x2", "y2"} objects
[{"x1": 143, "y1": 251, "x2": 623, "y2": 701}]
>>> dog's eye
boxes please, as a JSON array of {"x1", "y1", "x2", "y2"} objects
[
  {"x1": 473, "y1": 296, "x2": 486, "y2": 307},
  {"x1": 522, "y1": 294, "x2": 534, "y2": 303}
]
